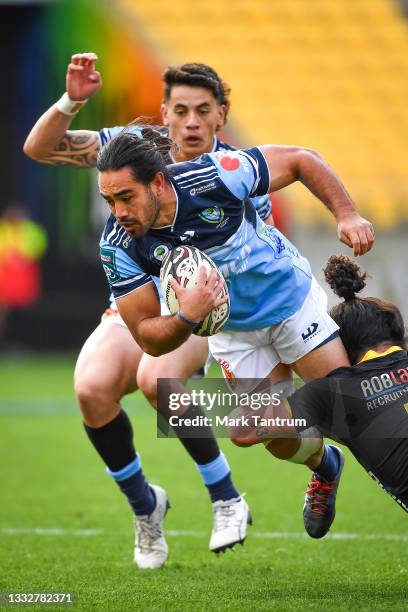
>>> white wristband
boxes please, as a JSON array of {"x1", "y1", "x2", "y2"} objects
[{"x1": 56, "y1": 92, "x2": 87, "y2": 116}]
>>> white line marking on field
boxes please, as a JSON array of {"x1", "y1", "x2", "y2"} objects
[
  {"x1": 252, "y1": 531, "x2": 408, "y2": 542},
  {"x1": 165, "y1": 530, "x2": 206, "y2": 537},
  {"x1": 1, "y1": 527, "x2": 407, "y2": 542},
  {"x1": 1, "y1": 528, "x2": 103, "y2": 536}
]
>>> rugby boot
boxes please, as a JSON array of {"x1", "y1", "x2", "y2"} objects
[
  {"x1": 134, "y1": 484, "x2": 170, "y2": 569},
  {"x1": 210, "y1": 495, "x2": 252, "y2": 553},
  {"x1": 303, "y1": 445, "x2": 345, "y2": 538}
]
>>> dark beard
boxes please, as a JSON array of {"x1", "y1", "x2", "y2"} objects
[
  {"x1": 123, "y1": 188, "x2": 161, "y2": 238},
  {"x1": 147, "y1": 186, "x2": 161, "y2": 227}
]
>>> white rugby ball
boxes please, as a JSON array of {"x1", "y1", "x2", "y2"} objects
[{"x1": 160, "y1": 245, "x2": 230, "y2": 336}]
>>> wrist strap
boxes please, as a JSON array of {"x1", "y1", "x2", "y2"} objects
[
  {"x1": 56, "y1": 92, "x2": 87, "y2": 116},
  {"x1": 178, "y1": 311, "x2": 198, "y2": 327}
]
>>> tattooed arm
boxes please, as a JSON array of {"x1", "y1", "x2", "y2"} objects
[
  {"x1": 23, "y1": 53, "x2": 102, "y2": 168},
  {"x1": 24, "y1": 120, "x2": 99, "y2": 167},
  {"x1": 24, "y1": 123, "x2": 100, "y2": 167}
]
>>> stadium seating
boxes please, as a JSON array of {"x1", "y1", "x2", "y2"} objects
[{"x1": 118, "y1": 0, "x2": 408, "y2": 227}]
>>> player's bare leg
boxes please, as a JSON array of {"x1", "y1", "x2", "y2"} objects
[
  {"x1": 292, "y1": 335, "x2": 349, "y2": 381},
  {"x1": 137, "y1": 334, "x2": 208, "y2": 409},
  {"x1": 258, "y1": 337, "x2": 349, "y2": 456},
  {"x1": 289, "y1": 337, "x2": 347, "y2": 538},
  {"x1": 74, "y1": 318, "x2": 170, "y2": 569},
  {"x1": 228, "y1": 339, "x2": 347, "y2": 539},
  {"x1": 74, "y1": 319, "x2": 142, "y2": 427},
  {"x1": 138, "y1": 336, "x2": 251, "y2": 553}
]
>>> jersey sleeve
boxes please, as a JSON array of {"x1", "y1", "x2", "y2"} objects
[
  {"x1": 100, "y1": 239, "x2": 152, "y2": 299},
  {"x1": 287, "y1": 379, "x2": 334, "y2": 434},
  {"x1": 209, "y1": 147, "x2": 270, "y2": 200},
  {"x1": 98, "y1": 125, "x2": 144, "y2": 147}
]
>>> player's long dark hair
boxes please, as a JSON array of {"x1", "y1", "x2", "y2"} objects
[
  {"x1": 163, "y1": 63, "x2": 231, "y2": 124},
  {"x1": 96, "y1": 124, "x2": 173, "y2": 185},
  {"x1": 324, "y1": 255, "x2": 406, "y2": 364}
]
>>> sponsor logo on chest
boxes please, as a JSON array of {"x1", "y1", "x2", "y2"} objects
[{"x1": 361, "y1": 368, "x2": 408, "y2": 398}]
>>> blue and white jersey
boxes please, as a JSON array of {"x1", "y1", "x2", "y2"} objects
[
  {"x1": 99, "y1": 126, "x2": 271, "y2": 221},
  {"x1": 100, "y1": 147, "x2": 312, "y2": 331}
]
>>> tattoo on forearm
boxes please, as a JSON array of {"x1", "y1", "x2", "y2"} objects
[{"x1": 48, "y1": 131, "x2": 99, "y2": 167}]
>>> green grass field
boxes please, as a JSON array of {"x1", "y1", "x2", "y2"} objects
[{"x1": 1, "y1": 354, "x2": 407, "y2": 611}]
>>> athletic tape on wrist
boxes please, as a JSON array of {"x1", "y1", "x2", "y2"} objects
[{"x1": 56, "y1": 92, "x2": 87, "y2": 116}]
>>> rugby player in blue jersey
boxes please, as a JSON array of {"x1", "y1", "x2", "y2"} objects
[
  {"x1": 95, "y1": 129, "x2": 374, "y2": 551},
  {"x1": 24, "y1": 53, "x2": 281, "y2": 568}
]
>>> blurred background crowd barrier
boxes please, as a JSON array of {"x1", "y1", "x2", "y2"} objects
[{"x1": 1, "y1": 0, "x2": 407, "y2": 351}]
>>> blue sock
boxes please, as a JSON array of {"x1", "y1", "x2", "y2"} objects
[
  {"x1": 196, "y1": 452, "x2": 240, "y2": 503},
  {"x1": 107, "y1": 453, "x2": 156, "y2": 516},
  {"x1": 314, "y1": 445, "x2": 341, "y2": 482},
  {"x1": 207, "y1": 473, "x2": 240, "y2": 503}
]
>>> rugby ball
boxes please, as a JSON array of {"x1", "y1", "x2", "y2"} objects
[{"x1": 160, "y1": 245, "x2": 230, "y2": 336}]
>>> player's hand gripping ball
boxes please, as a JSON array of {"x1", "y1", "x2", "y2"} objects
[{"x1": 160, "y1": 246, "x2": 230, "y2": 336}]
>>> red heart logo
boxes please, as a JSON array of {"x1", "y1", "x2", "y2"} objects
[{"x1": 220, "y1": 155, "x2": 240, "y2": 171}]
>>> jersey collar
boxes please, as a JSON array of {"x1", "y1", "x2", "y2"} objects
[
  {"x1": 358, "y1": 345, "x2": 404, "y2": 364},
  {"x1": 150, "y1": 183, "x2": 179, "y2": 231},
  {"x1": 211, "y1": 135, "x2": 219, "y2": 152}
]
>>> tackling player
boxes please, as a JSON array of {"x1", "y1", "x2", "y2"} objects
[
  {"x1": 23, "y1": 54, "x2": 280, "y2": 568},
  {"x1": 95, "y1": 130, "x2": 374, "y2": 544},
  {"x1": 288, "y1": 256, "x2": 408, "y2": 521},
  {"x1": 235, "y1": 256, "x2": 408, "y2": 530}
]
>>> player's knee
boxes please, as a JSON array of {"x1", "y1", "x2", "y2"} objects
[
  {"x1": 74, "y1": 375, "x2": 110, "y2": 416},
  {"x1": 137, "y1": 369, "x2": 158, "y2": 409},
  {"x1": 74, "y1": 376, "x2": 120, "y2": 427}
]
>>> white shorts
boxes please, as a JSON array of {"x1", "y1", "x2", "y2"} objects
[
  {"x1": 100, "y1": 306, "x2": 127, "y2": 327},
  {"x1": 208, "y1": 277, "x2": 339, "y2": 381}
]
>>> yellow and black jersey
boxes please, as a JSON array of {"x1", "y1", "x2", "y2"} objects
[{"x1": 289, "y1": 347, "x2": 408, "y2": 513}]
